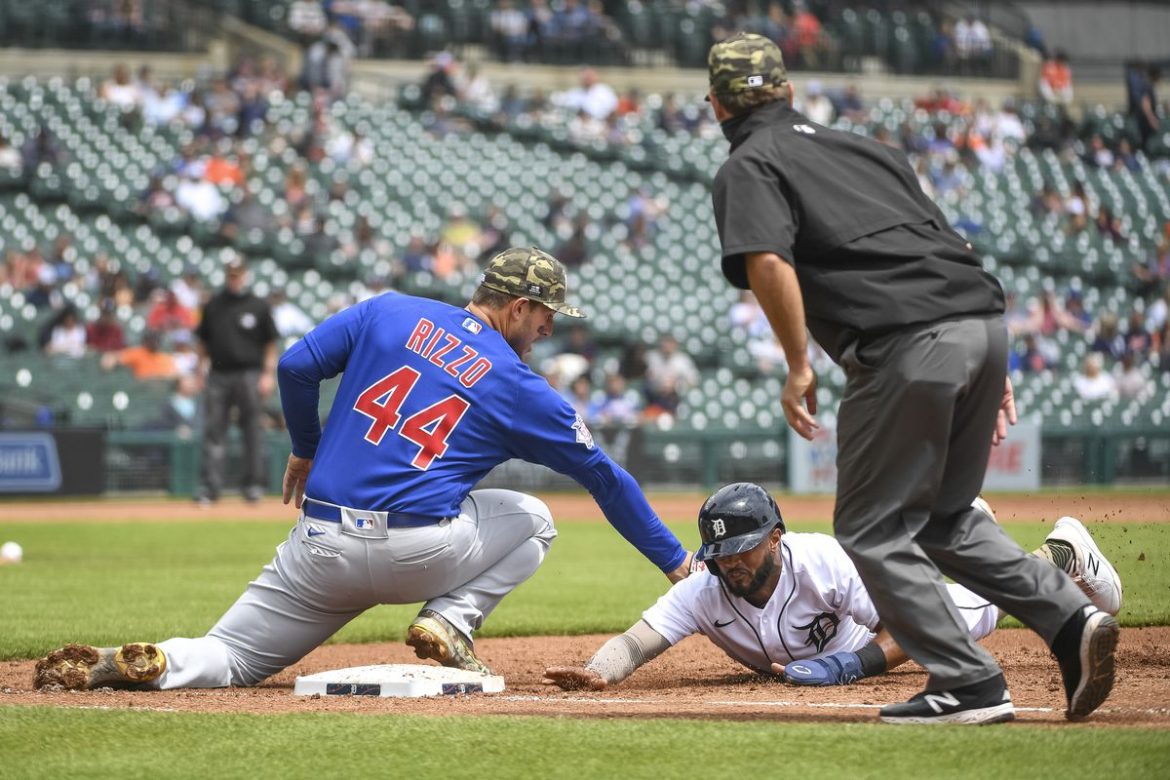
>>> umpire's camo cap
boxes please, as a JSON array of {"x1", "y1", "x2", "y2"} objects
[
  {"x1": 708, "y1": 32, "x2": 788, "y2": 97},
  {"x1": 481, "y1": 247, "x2": 586, "y2": 318}
]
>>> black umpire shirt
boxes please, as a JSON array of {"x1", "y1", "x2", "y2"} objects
[
  {"x1": 196, "y1": 289, "x2": 279, "y2": 372},
  {"x1": 712, "y1": 101, "x2": 1005, "y2": 363}
]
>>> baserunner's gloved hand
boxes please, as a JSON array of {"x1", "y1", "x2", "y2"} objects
[{"x1": 772, "y1": 651, "x2": 865, "y2": 686}]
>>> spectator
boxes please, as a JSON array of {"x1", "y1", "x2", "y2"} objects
[
  {"x1": 1158, "y1": 321, "x2": 1170, "y2": 375},
  {"x1": 954, "y1": 13, "x2": 992, "y2": 74},
  {"x1": 1064, "y1": 181, "x2": 1089, "y2": 234},
  {"x1": 1012, "y1": 333, "x2": 1048, "y2": 374},
  {"x1": 43, "y1": 307, "x2": 87, "y2": 358},
  {"x1": 100, "y1": 330, "x2": 178, "y2": 381},
  {"x1": 175, "y1": 169, "x2": 227, "y2": 222},
  {"x1": 790, "y1": 0, "x2": 826, "y2": 69},
  {"x1": 1148, "y1": 283, "x2": 1169, "y2": 334},
  {"x1": 1090, "y1": 313, "x2": 1126, "y2": 360},
  {"x1": 288, "y1": 0, "x2": 327, "y2": 38},
  {"x1": 1038, "y1": 50, "x2": 1074, "y2": 106},
  {"x1": 220, "y1": 186, "x2": 275, "y2": 244},
  {"x1": 1084, "y1": 135, "x2": 1114, "y2": 170},
  {"x1": 800, "y1": 80, "x2": 833, "y2": 126},
  {"x1": 587, "y1": 373, "x2": 641, "y2": 427},
  {"x1": 153, "y1": 374, "x2": 204, "y2": 438},
  {"x1": 1124, "y1": 310, "x2": 1153, "y2": 358},
  {"x1": 460, "y1": 63, "x2": 497, "y2": 113},
  {"x1": 421, "y1": 51, "x2": 460, "y2": 104},
  {"x1": 1114, "y1": 351, "x2": 1151, "y2": 400},
  {"x1": 554, "y1": 68, "x2": 617, "y2": 121},
  {"x1": 100, "y1": 63, "x2": 141, "y2": 111},
  {"x1": 172, "y1": 267, "x2": 205, "y2": 312},
  {"x1": 0, "y1": 133, "x2": 22, "y2": 173},
  {"x1": 146, "y1": 288, "x2": 197, "y2": 334},
  {"x1": 21, "y1": 127, "x2": 64, "y2": 171},
  {"x1": 491, "y1": 0, "x2": 531, "y2": 62},
  {"x1": 838, "y1": 84, "x2": 866, "y2": 122},
  {"x1": 269, "y1": 289, "x2": 315, "y2": 339},
  {"x1": 1131, "y1": 227, "x2": 1170, "y2": 296},
  {"x1": 86, "y1": 300, "x2": 126, "y2": 353},
  {"x1": 1073, "y1": 353, "x2": 1117, "y2": 402},
  {"x1": 643, "y1": 334, "x2": 698, "y2": 415},
  {"x1": 171, "y1": 330, "x2": 200, "y2": 378},
  {"x1": 1031, "y1": 181, "x2": 1063, "y2": 217},
  {"x1": 1126, "y1": 61, "x2": 1162, "y2": 152},
  {"x1": 1113, "y1": 139, "x2": 1141, "y2": 173},
  {"x1": 1094, "y1": 205, "x2": 1126, "y2": 244},
  {"x1": 564, "y1": 374, "x2": 592, "y2": 418}
]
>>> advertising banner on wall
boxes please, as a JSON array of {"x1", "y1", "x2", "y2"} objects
[
  {"x1": 788, "y1": 420, "x2": 1042, "y2": 494},
  {"x1": 0, "y1": 430, "x2": 106, "y2": 495}
]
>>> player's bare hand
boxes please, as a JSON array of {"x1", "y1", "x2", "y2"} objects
[
  {"x1": 542, "y1": 666, "x2": 608, "y2": 691},
  {"x1": 992, "y1": 376, "x2": 1017, "y2": 447},
  {"x1": 665, "y1": 551, "x2": 699, "y2": 584},
  {"x1": 282, "y1": 454, "x2": 313, "y2": 508},
  {"x1": 782, "y1": 363, "x2": 820, "y2": 441},
  {"x1": 257, "y1": 372, "x2": 276, "y2": 400}
]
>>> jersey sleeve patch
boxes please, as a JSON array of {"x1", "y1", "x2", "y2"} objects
[{"x1": 572, "y1": 412, "x2": 595, "y2": 450}]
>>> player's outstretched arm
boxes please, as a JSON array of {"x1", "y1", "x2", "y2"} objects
[
  {"x1": 543, "y1": 620, "x2": 671, "y2": 691},
  {"x1": 773, "y1": 629, "x2": 904, "y2": 686}
]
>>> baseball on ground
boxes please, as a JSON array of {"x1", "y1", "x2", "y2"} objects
[{"x1": 0, "y1": 541, "x2": 23, "y2": 565}]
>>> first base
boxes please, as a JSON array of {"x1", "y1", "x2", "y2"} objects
[{"x1": 294, "y1": 664, "x2": 505, "y2": 698}]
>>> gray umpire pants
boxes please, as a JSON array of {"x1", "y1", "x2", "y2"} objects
[
  {"x1": 199, "y1": 369, "x2": 265, "y2": 498},
  {"x1": 833, "y1": 316, "x2": 1088, "y2": 691},
  {"x1": 154, "y1": 489, "x2": 557, "y2": 688}
]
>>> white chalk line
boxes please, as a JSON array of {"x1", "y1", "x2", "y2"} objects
[{"x1": 504, "y1": 695, "x2": 1170, "y2": 717}]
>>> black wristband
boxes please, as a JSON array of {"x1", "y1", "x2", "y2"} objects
[{"x1": 856, "y1": 642, "x2": 888, "y2": 679}]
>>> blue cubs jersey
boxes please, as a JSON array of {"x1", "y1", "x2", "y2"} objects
[{"x1": 277, "y1": 293, "x2": 685, "y2": 571}]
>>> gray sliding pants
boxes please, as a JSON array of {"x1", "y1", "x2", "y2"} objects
[{"x1": 833, "y1": 316, "x2": 1088, "y2": 690}]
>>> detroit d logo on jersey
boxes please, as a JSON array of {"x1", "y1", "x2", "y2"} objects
[{"x1": 794, "y1": 611, "x2": 840, "y2": 653}]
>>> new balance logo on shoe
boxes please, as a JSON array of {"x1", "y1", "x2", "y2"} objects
[{"x1": 923, "y1": 691, "x2": 960, "y2": 714}]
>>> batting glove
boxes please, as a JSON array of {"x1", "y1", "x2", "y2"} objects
[{"x1": 782, "y1": 651, "x2": 865, "y2": 686}]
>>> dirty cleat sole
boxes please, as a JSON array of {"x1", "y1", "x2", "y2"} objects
[
  {"x1": 405, "y1": 611, "x2": 490, "y2": 675},
  {"x1": 34, "y1": 643, "x2": 166, "y2": 691},
  {"x1": 1065, "y1": 611, "x2": 1120, "y2": 721}
]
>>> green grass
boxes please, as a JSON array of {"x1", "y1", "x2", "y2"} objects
[
  {"x1": 0, "y1": 517, "x2": 1167, "y2": 659},
  {"x1": 2, "y1": 707, "x2": 1168, "y2": 780}
]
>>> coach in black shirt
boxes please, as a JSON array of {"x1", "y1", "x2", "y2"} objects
[
  {"x1": 707, "y1": 33, "x2": 1117, "y2": 724},
  {"x1": 195, "y1": 258, "x2": 279, "y2": 505}
]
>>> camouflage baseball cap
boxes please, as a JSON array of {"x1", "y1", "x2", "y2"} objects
[
  {"x1": 708, "y1": 32, "x2": 788, "y2": 99},
  {"x1": 480, "y1": 247, "x2": 586, "y2": 318}
]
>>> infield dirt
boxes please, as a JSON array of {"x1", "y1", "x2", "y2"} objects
[{"x1": 2, "y1": 491, "x2": 1167, "y2": 727}]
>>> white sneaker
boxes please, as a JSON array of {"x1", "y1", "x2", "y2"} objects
[{"x1": 1047, "y1": 517, "x2": 1123, "y2": 616}]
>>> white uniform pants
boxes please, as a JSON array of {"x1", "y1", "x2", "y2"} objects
[{"x1": 155, "y1": 489, "x2": 556, "y2": 688}]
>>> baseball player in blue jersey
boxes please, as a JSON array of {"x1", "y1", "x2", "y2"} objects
[{"x1": 34, "y1": 247, "x2": 693, "y2": 691}]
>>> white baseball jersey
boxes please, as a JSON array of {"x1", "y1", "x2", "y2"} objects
[{"x1": 642, "y1": 532, "x2": 997, "y2": 674}]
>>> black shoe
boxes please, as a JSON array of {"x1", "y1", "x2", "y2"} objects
[
  {"x1": 880, "y1": 673, "x2": 1015, "y2": 725},
  {"x1": 243, "y1": 486, "x2": 263, "y2": 504},
  {"x1": 1052, "y1": 605, "x2": 1120, "y2": 721}
]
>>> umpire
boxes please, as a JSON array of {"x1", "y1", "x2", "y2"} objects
[
  {"x1": 706, "y1": 33, "x2": 1118, "y2": 724},
  {"x1": 195, "y1": 257, "x2": 279, "y2": 505}
]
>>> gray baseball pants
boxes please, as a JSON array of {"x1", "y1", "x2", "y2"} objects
[
  {"x1": 154, "y1": 489, "x2": 556, "y2": 688},
  {"x1": 833, "y1": 316, "x2": 1089, "y2": 691}
]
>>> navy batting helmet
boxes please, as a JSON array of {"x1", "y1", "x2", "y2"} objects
[{"x1": 695, "y1": 482, "x2": 786, "y2": 561}]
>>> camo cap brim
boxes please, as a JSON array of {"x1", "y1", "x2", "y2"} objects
[
  {"x1": 708, "y1": 32, "x2": 788, "y2": 97},
  {"x1": 481, "y1": 247, "x2": 586, "y2": 318}
]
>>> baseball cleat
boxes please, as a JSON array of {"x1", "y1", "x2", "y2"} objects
[
  {"x1": 1047, "y1": 516, "x2": 1123, "y2": 615},
  {"x1": 406, "y1": 609, "x2": 491, "y2": 675},
  {"x1": 1055, "y1": 606, "x2": 1120, "y2": 721},
  {"x1": 33, "y1": 643, "x2": 167, "y2": 691},
  {"x1": 879, "y1": 673, "x2": 1015, "y2": 725}
]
